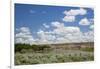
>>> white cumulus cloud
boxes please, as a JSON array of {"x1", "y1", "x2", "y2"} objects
[
  {"x1": 51, "y1": 21, "x2": 64, "y2": 28},
  {"x1": 15, "y1": 27, "x2": 36, "y2": 45},
  {"x1": 43, "y1": 23, "x2": 50, "y2": 28},
  {"x1": 63, "y1": 8, "x2": 87, "y2": 16},
  {"x1": 82, "y1": 31, "x2": 94, "y2": 42},
  {"x1": 35, "y1": 21, "x2": 94, "y2": 44},
  {"x1": 90, "y1": 25, "x2": 94, "y2": 30},
  {"x1": 63, "y1": 8, "x2": 87, "y2": 22},
  {"x1": 62, "y1": 16, "x2": 75, "y2": 22},
  {"x1": 79, "y1": 18, "x2": 90, "y2": 25},
  {"x1": 15, "y1": 24, "x2": 94, "y2": 44}
]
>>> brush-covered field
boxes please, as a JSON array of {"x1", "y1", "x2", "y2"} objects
[{"x1": 15, "y1": 43, "x2": 94, "y2": 65}]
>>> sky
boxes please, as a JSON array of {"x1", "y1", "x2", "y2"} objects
[{"x1": 15, "y1": 3, "x2": 94, "y2": 44}]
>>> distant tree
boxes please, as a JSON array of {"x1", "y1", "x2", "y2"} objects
[{"x1": 15, "y1": 44, "x2": 51, "y2": 53}]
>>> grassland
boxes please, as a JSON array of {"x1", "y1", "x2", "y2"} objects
[{"x1": 15, "y1": 42, "x2": 94, "y2": 65}]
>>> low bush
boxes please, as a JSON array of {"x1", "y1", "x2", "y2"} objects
[
  {"x1": 15, "y1": 44, "x2": 51, "y2": 53},
  {"x1": 80, "y1": 47, "x2": 94, "y2": 52}
]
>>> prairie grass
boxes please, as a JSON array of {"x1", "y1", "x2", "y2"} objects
[
  {"x1": 15, "y1": 50, "x2": 94, "y2": 65},
  {"x1": 15, "y1": 43, "x2": 94, "y2": 65}
]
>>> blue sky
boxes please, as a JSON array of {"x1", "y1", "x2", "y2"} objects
[
  {"x1": 15, "y1": 4, "x2": 93, "y2": 32},
  {"x1": 15, "y1": 3, "x2": 94, "y2": 44}
]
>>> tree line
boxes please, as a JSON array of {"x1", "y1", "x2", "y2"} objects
[{"x1": 15, "y1": 43, "x2": 51, "y2": 53}]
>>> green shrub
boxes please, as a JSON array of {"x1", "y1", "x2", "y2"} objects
[
  {"x1": 81, "y1": 47, "x2": 94, "y2": 52},
  {"x1": 15, "y1": 44, "x2": 51, "y2": 53}
]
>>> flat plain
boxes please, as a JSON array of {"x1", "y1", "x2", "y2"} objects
[{"x1": 15, "y1": 42, "x2": 94, "y2": 65}]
